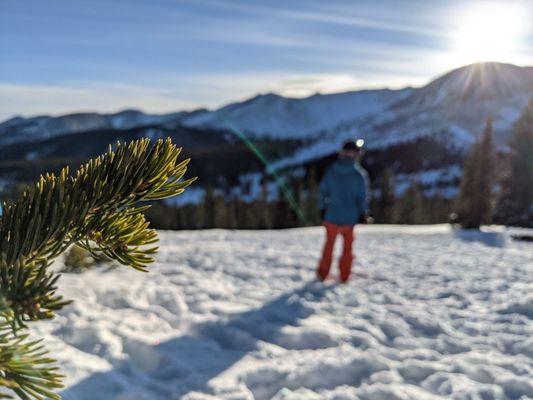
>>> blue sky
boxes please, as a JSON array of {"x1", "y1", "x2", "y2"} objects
[{"x1": 1, "y1": 0, "x2": 532, "y2": 120}]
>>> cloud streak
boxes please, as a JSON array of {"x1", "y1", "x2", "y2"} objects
[
  {"x1": 1, "y1": 0, "x2": 532, "y2": 119},
  {"x1": 0, "y1": 68, "x2": 424, "y2": 121}
]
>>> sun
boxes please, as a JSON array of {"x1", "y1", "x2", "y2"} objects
[{"x1": 450, "y1": 1, "x2": 530, "y2": 65}]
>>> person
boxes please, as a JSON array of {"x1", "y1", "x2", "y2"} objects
[{"x1": 317, "y1": 139, "x2": 370, "y2": 282}]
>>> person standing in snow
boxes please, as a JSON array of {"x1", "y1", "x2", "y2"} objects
[{"x1": 317, "y1": 139, "x2": 370, "y2": 282}]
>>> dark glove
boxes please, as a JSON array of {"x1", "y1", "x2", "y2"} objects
[{"x1": 320, "y1": 209, "x2": 326, "y2": 220}]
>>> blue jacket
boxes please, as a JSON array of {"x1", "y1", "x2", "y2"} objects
[{"x1": 318, "y1": 158, "x2": 370, "y2": 225}]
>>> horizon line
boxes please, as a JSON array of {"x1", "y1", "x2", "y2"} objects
[{"x1": 1, "y1": 60, "x2": 530, "y2": 122}]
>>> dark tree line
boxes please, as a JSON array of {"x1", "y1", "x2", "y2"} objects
[
  {"x1": 145, "y1": 171, "x2": 456, "y2": 230},
  {"x1": 456, "y1": 120, "x2": 495, "y2": 228},
  {"x1": 494, "y1": 100, "x2": 533, "y2": 227},
  {"x1": 457, "y1": 100, "x2": 533, "y2": 228},
  {"x1": 145, "y1": 100, "x2": 532, "y2": 230},
  {"x1": 2, "y1": 102, "x2": 531, "y2": 230}
]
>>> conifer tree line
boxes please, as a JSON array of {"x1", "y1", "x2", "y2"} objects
[
  {"x1": 457, "y1": 100, "x2": 533, "y2": 228},
  {"x1": 455, "y1": 119, "x2": 495, "y2": 228},
  {"x1": 494, "y1": 100, "x2": 533, "y2": 227},
  {"x1": 145, "y1": 172, "x2": 456, "y2": 229},
  {"x1": 0, "y1": 139, "x2": 194, "y2": 399},
  {"x1": 1, "y1": 102, "x2": 531, "y2": 233},
  {"x1": 146, "y1": 100, "x2": 532, "y2": 230}
]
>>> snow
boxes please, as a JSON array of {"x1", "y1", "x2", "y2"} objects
[
  {"x1": 0, "y1": 110, "x2": 189, "y2": 146},
  {"x1": 182, "y1": 89, "x2": 412, "y2": 140},
  {"x1": 109, "y1": 111, "x2": 188, "y2": 130},
  {"x1": 448, "y1": 124, "x2": 476, "y2": 145},
  {"x1": 270, "y1": 139, "x2": 341, "y2": 171},
  {"x1": 394, "y1": 166, "x2": 462, "y2": 198},
  {"x1": 229, "y1": 173, "x2": 280, "y2": 203},
  {"x1": 30, "y1": 225, "x2": 532, "y2": 400}
]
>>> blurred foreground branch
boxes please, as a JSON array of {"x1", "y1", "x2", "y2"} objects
[{"x1": 0, "y1": 138, "x2": 194, "y2": 399}]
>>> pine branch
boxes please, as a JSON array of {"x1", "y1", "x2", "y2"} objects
[
  {"x1": 0, "y1": 138, "x2": 195, "y2": 399},
  {"x1": 0, "y1": 321, "x2": 63, "y2": 400}
]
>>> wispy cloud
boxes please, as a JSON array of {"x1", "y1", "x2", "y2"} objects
[
  {"x1": 192, "y1": 0, "x2": 448, "y2": 38},
  {"x1": 1, "y1": 0, "x2": 532, "y2": 119},
  {"x1": 0, "y1": 83, "x2": 195, "y2": 120},
  {"x1": 0, "y1": 68, "x2": 424, "y2": 120}
]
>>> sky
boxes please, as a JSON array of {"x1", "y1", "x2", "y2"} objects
[{"x1": 1, "y1": 0, "x2": 532, "y2": 120}]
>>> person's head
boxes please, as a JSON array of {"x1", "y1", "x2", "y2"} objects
[{"x1": 339, "y1": 139, "x2": 364, "y2": 161}]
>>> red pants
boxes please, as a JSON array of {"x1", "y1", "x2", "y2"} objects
[{"x1": 317, "y1": 222, "x2": 355, "y2": 282}]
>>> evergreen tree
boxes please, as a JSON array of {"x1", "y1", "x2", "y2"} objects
[
  {"x1": 203, "y1": 185, "x2": 216, "y2": 228},
  {"x1": 256, "y1": 182, "x2": 273, "y2": 229},
  {"x1": 376, "y1": 168, "x2": 395, "y2": 223},
  {"x1": 240, "y1": 202, "x2": 256, "y2": 229},
  {"x1": 424, "y1": 195, "x2": 454, "y2": 224},
  {"x1": 495, "y1": 101, "x2": 533, "y2": 226},
  {"x1": 395, "y1": 180, "x2": 424, "y2": 224},
  {"x1": 456, "y1": 119, "x2": 495, "y2": 229},
  {"x1": 191, "y1": 202, "x2": 206, "y2": 229},
  {"x1": 304, "y1": 169, "x2": 321, "y2": 225},
  {"x1": 213, "y1": 195, "x2": 229, "y2": 228},
  {"x1": 225, "y1": 200, "x2": 237, "y2": 229},
  {"x1": 0, "y1": 139, "x2": 194, "y2": 399}
]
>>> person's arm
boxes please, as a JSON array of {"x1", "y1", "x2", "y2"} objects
[
  {"x1": 357, "y1": 169, "x2": 372, "y2": 223},
  {"x1": 362, "y1": 170, "x2": 370, "y2": 215}
]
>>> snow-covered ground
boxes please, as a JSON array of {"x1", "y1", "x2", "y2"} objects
[{"x1": 32, "y1": 225, "x2": 533, "y2": 400}]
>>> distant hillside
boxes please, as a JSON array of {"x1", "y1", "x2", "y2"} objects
[
  {"x1": 395, "y1": 62, "x2": 533, "y2": 108},
  {"x1": 0, "y1": 62, "x2": 530, "y2": 212},
  {"x1": 2, "y1": 62, "x2": 531, "y2": 149},
  {"x1": 0, "y1": 124, "x2": 302, "y2": 192},
  {"x1": 180, "y1": 88, "x2": 413, "y2": 139},
  {"x1": 0, "y1": 109, "x2": 203, "y2": 147}
]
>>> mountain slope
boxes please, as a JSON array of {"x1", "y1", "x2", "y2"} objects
[
  {"x1": 0, "y1": 109, "x2": 202, "y2": 146},
  {"x1": 1, "y1": 62, "x2": 530, "y2": 150},
  {"x1": 1, "y1": 62, "x2": 531, "y2": 203},
  {"x1": 0, "y1": 88, "x2": 413, "y2": 145},
  {"x1": 273, "y1": 62, "x2": 533, "y2": 168},
  {"x1": 181, "y1": 88, "x2": 413, "y2": 139},
  {"x1": 394, "y1": 62, "x2": 533, "y2": 109}
]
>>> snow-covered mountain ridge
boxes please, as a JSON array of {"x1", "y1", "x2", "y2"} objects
[
  {"x1": 0, "y1": 109, "x2": 202, "y2": 146},
  {"x1": 180, "y1": 88, "x2": 413, "y2": 139},
  {"x1": 1, "y1": 62, "x2": 531, "y2": 202},
  {"x1": 2, "y1": 62, "x2": 532, "y2": 149}
]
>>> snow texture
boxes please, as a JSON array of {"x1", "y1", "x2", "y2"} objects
[{"x1": 32, "y1": 225, "x2": 533, "y2": 400}]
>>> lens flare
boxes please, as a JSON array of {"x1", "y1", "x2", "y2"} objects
[
  {"x1": 219, "y1": 118, "x2": 308, "y2": 225},
  {"x1": 451, "y1": 1, "x2": 530, "y2": 64}
]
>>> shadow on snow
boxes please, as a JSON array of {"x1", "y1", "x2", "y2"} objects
[
  {"x1": 452, "y1": 228, "x2": 508, "y2": 248},
  {"x1": 61, "y1": 281, "x2": 328, "y2": 399}
]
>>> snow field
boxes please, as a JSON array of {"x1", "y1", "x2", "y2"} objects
[{"x1": 30, "y1": 225, "x2": 533, "y2": 399}]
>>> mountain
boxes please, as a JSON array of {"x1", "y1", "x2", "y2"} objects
[
  {"x1": 2, "y1": 62, "x2": 531, "y2": 151},
  {"x1": 0, "y1": 89, "x2": 413, "y2": 146},
  {"x1": 0, "y1": 109, "x2": 203, "y2": 146},
  {"x1": 181, "y1": 88, "x2": 413, "y2": 139},
  {"x1": 395, "y1": 62, "x2": 533, "y2": 108},
  {"x1": 271, "y1": 62, "x2": 533, "y2": 169},
  {"x1": 0, "y1": 62, "x2": 531, "y2": 206}
]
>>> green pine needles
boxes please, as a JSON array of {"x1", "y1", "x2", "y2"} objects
[{"x1": 0, "y1": 138, "x2": 195, "y2": 399}]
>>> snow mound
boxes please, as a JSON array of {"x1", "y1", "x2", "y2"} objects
[{"x1": 30, "y1": 225, "x2": 532, "y2": 399}]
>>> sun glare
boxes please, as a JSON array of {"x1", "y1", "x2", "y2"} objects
[{"x1": 451, "y1": 2, "x2": 530, "y2": 65}]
